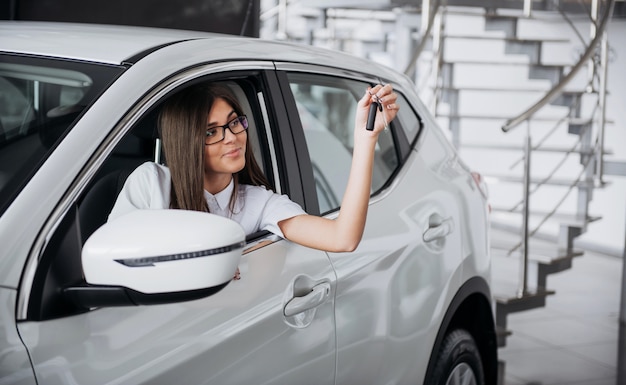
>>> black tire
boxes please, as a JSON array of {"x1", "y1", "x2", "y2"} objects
[{"x1": 430, "y1": 329, "x2": 485, "y2": 385}]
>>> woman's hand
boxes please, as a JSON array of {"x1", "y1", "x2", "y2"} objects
[{"x1": 355, "y1": 84, "x2": 399, "y2": 138}]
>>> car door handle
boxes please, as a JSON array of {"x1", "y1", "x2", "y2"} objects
[
  {"x1": 284, "y1": 282, "x2": 331, "y2": 317},
  {"x1": 423, "y1": 217, "x2": 454, "y2": 242}
]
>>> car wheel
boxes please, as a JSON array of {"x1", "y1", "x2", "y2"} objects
[{"x1": 430, "y1": 329, "x2": 484, "y2": 385}]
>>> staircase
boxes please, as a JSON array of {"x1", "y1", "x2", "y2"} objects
[
  {"x1": 260, "y1": 0, "x2": 622, "y2": 350},
  {"x1": 414, "y1": 1, "x2": 616, "y2": 348},
  {"x1": 412, "y1": 5, "x2": 626, "y2": 365}
]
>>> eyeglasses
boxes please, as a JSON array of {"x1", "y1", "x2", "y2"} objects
[{"x1": 205, "y1": 115, "x2": 248, "y2": 145}]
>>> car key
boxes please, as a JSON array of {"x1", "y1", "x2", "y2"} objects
[{"x1": 366, "y1": 99, "x2": 382, "y2": 131}]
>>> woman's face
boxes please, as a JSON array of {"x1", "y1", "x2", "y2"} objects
[{"x1": 203, "y1": 98, "x2": 247, "y2": 185}]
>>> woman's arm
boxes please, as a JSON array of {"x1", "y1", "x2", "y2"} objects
[{"x1": 278, "y1": 84, "x2": 399, "y2": 252}]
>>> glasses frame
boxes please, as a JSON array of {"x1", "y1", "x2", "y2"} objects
[{"x1": 205, "y1": 115, "x2": 248, "y2": 145}]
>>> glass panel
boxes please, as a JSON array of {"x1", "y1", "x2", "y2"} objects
[
  {"x1": 0, "y1": 55, "x2": 124, "y2": 216},
  {"x1": 287, "y1": 73, "x2": 398, "y2": 214},
  {"x1": 395, "y1": 92, "x2": 422, "y2": 143}
]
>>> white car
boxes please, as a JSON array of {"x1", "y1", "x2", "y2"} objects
[{"x1": 0, "y1": 21, "x2": 496, "y2": 385}]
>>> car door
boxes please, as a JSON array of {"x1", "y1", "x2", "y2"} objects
[
  {"x1": 277, "y1": 65, "x2": 466, "y2": 384},
  {"x1": 14, "y1": 67, "x2": 337, "y2": 384}
]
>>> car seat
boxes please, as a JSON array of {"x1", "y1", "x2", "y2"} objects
[{"x1": 77, "y1": 109, "x2": 159, "y2": 244}]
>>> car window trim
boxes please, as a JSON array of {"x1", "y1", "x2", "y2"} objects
[
  {"x1": 271, "y1": 70, "x2": 318, "y2": 214},
  {"x1": 256, "y1": 91, "x2": 282, "y2": 194},
  {"x1": 258, "y1": 69, "x2": 309, "y2": 210}
]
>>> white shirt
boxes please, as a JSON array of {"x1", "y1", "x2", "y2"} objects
[{"x1": 108, "y1": 162, "x2": 306, "y2": 237}]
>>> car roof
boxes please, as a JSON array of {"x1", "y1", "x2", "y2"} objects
[
  {"x1": 0, "y1": 21, "x2": 221, "y2": 64},
  {"x1": 0, "y1": 21, "x2": 399, "y2": 81}
]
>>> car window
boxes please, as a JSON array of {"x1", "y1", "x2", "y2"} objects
[
  {"x1": 395, "y1": 92, "x2": 422, "y2": 144},
  {"x1": 0, "y1": 55, "x2": 124, "y2": 217},
  {"x1": 287, "y1": 73, "x2": 399, "y2": 214},
  {"x1": 29, "y1": 75, "x2": 276, "y2": 321}
]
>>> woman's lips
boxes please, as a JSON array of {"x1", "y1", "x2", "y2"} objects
[{"x1": 222, "y1": 148, "x2": 242, "y2": 158}]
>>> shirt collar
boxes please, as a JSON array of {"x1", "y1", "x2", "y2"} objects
[{"x1": 206, "y1": 178, "x2": 234, "y2": 211}]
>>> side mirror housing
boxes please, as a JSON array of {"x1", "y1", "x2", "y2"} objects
[{"x1": 64, "y1": 210, "x2": 245, "y2": 308}]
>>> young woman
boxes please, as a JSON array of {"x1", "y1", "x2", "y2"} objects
[{"x1": 109, "y1": 82, "x2": 398, "y2": 253}]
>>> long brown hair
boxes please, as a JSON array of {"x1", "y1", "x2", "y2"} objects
[{"x1": 159, "y1": 82, "x2": 270, "y2": 213}]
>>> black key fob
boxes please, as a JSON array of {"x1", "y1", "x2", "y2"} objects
[{"x1": 366, "y1": 101, "x2": 380, "y2": 131}]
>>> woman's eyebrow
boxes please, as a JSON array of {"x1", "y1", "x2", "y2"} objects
[{"x1": 207, "y1": 110, "x2": 237, "y2": 127}]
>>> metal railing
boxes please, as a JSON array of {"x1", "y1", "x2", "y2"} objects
[
  {"x1": 499, "y1": 0, "x2": 615, "y2": 296},
  {"x1": 404, "y1": 0, "x2": 444, "y2": 78},
  {"x1": 502, "y1": 1, "x2": 615, "y2": 133}
]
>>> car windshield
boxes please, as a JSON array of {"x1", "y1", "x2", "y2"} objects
[{"x1": 0, "y1": 54, "x2": 125, "y2": 216}]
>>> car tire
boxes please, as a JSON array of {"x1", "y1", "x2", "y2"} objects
[{"x1": 430, "y1": 329, "x2": 484, "y2": 385}]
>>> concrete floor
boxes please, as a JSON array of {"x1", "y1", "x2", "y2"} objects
[{"x1": 492, "y1": 229, "x2": 624, "y2": 385}]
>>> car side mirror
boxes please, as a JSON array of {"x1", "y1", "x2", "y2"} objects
[{"x1": 64, "y1": 210, "x2": 245, "y2": 308}]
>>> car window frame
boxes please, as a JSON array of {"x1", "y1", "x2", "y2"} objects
[{"x1": 273, "y1": 63, "x2": 416, "y2": 216}]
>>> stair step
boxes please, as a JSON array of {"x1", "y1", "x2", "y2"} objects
[
  {"x1": 442, "y1": 38, "x2": 536, "y2": 64},
  {"x1": 443, "y1": 33, "x2": 570, "y2": 44},
  {"x1": 534, "y1": 247, "x2": 584, "y2": 264},
  {"x1": 440, "y1": 59, "x2": 569, "y2": 69},
  {"x1": 484, "y1": 174, "x2": 601, "y2": 187},
  {"x1": 495, "y1": 326, "x2": 512, "y2": 348},
  {"x1": 495, "y1": 287, "x2": 555, "y2": 312},
  {"x1": 441, "y1": 61, "x2": 580, "y2": 90},
  {"x1": 536, "y1": 253, "x2": 583, "y2": 288},
  {"x1": 435, "y1": 112, "x2": 593, "y2": 124},
  {"x1": 442, "y1": 89, "x2": 581, "y2": 117},
  {"x1": 444, "y1": 2, "x2": 590, "y2": 15},
  {"x1": 490, "y1": 206, "x2": 602, "y2": 225},
  {"x1": 490, "y1": 225, "x2": 585, "y2": 255},
  {"x1": 461, "y1": 143, "x2": 611, "y2": 155},
  {"x1": 440, "y1": 85, "x2": 587, "y2": 94},
  {"x1": 494, "y1": 287, "x2": 555, "y2": 347},
  {"x1": 495, "y1": 326, "x2": 512, "y2": 338},
  {"x1": 489, "y1": 218, "x2": 600, "y2": 254},
  {"x1": 604, "y1": 160, "x2": 626, "y2": 177},
  {"x1": 491, "y1": 238, "x2": 584, "y2": 259}
]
